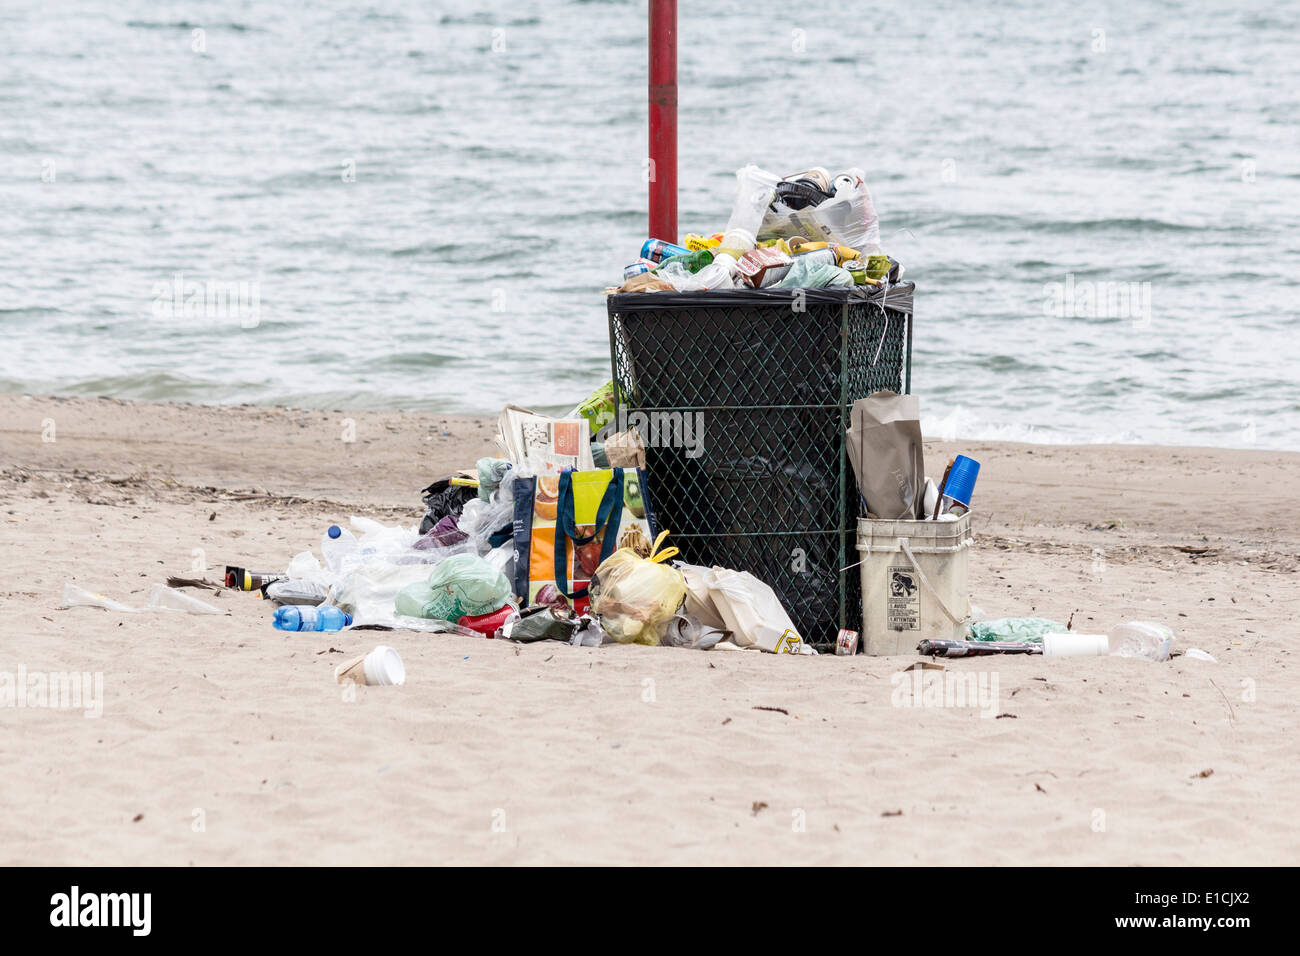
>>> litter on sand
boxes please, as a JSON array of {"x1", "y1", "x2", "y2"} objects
[{"x1": 112, "y1": 160, "x2": 1183, "y2": 676}]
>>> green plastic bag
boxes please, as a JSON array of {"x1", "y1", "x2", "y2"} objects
[
  {"x1": 967, "y1": 618, "x2": 1067, "y2": 644},
  {"x1": 395, "y1": 553, "x2": 511, "y2": 621},
  {"x1": 575, "y1": 380, "x2": 616, "y2": 436}
]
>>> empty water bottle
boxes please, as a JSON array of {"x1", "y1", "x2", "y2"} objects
[
  {"x1": 273, "y1": 605, "x2": 352, "y2": 632},
  {"x1": 321, "y1": 524, "x2": 359, "y2": 574},
  {"x1": 1108, "y1": 621, "x2": 1174, "y2": 661}
]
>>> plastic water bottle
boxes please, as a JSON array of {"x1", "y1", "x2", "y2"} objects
[
  {"x1": 1108, "y1": 621, "x2": 1174, "y2": 661},
  {"x1": 273, "y1": 605, "x2": 352, "y2": 632},
  {"x1": 321, "y1": 524, "x2": 359, "y2": 574}
]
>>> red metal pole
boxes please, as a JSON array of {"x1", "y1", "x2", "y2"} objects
[{"x1": 648, "y1": 0, "x2": 677, "y2": 242}]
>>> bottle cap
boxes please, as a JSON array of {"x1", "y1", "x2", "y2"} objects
[{"x1": 328, "y1": 525, "x2": 342, "y2": 539}]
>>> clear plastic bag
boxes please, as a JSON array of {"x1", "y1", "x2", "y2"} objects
[
  {"x1": 760, "y1": 167, "x2": 881, "y2": 255},
  {"x1": 588, "y1": 532, "x2": 686, "y2": 646},
  {"x1": 457, "y1": 497, "x2": 515, "y2": 555},
  {"x1": 721, "y1": 165, "x2": 782, "y2": 254},
  {"x1": 331, "y1": 562, "x2": 433, "y2": 625},
  {"x1": 59, "y1": 582, "x2": 222, "y2": 615}
]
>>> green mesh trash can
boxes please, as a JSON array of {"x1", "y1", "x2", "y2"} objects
[{"x1": 606, "y1": 284, "x2": 914, "y2": 650}]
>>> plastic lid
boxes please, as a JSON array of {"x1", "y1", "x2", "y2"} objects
[{"x1": 327, "y1": 525, "x2": 342, "y2": 539}]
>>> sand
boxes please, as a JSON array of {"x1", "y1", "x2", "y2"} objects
[{"x1": 1, "y1": 393, "x2": 1297, "y2": 865}]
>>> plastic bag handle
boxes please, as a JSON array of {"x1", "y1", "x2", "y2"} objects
[
  {"x1": 553, "y1": 468, "x2": 625, "y2": 600},
  {"x1": 557, "y1": 468, "x2": 623, "y2": 544},
  {"x1": 646, "y1": 529, "x2": 679, "y2": 563}
]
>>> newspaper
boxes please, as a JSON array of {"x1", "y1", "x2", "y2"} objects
[{"x1": 497, "y1": 404, "x2": 595, "y2": 474}]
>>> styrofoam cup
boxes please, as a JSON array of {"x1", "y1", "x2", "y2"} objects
[
  {"x1": 1043, "y1": 632, "x2": 1108, "y2": 658},
  {"x1": 335, "y1": 645, "x2": 406, "y2": 686},
  {"x1": 362, "y1": 645, "x2": 405, "y2": 686}
]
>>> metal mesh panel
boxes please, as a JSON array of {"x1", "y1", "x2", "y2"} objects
[{"x1": 607, "y1": 289, "x2": 912, "y2": 650}]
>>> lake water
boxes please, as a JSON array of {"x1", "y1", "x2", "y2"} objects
[{"x1": 2, "y1": 0, "x2": 1298, "y2": 449}]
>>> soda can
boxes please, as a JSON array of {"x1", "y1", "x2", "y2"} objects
[
  {"x1": 623, "y1": 259, "x2": 654, "y2": 279},
  {"x1": 641, "y1": 238, "x2": 691, "y2": 263},
  {"x1": 835, "y1": 628, "x2": 860, "y2": 656}
]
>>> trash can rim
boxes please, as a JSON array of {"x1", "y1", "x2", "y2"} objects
[{"x1": 607, "y1": 282, "x2": 915, "y2": 313}]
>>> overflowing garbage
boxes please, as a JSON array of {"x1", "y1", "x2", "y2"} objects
[
  {"x1": 609, "y1": 165, "x2": 902, "y2": 294},
  {"x1": 52, "y1": 158, "x2": 1180, "y2": 672}
]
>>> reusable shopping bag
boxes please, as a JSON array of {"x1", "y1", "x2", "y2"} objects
[{"x1": 512, "y1": 467, "x2": 653, "y2": 612}]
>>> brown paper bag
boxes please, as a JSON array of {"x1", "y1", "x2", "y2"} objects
[
  {"x1": 602, "y1": 428, "x2": 646, "y2": 468},
  {"x1": 846, "y1": 391, "x2": 924, "y2": 519}
]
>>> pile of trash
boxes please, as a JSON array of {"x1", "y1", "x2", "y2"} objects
[
  {"x1": 841, "y1": 391, "x2": 1183, "y2": 664},
  {"x1": 192, "y1": 396, "x2": 817, "y2": 680},
  {"x1": 609, "y1": 165, "x2": 903, "y2": 294},
  {"x1": 52, "y1": 156, "x2": 1192, "y2": 681}
]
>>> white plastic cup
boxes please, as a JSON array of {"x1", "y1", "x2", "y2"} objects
[
  {"x1": 1042, "y1": 632, "x2": 1109, "y2": 658},
  {"x1": 336, "y1": 645, "x2": 406, "y2": 686},
  {"x1": 363, "y1": 645, "x2": 405, "y2": 685}
]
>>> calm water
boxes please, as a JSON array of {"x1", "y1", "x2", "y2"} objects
[{"x1": 2, "y1": 0, "x2": 1298, "y2": 449}]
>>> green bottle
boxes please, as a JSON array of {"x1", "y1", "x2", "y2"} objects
[{"x1": 654, "y1": 249, "x2": 714, "y2": 274}]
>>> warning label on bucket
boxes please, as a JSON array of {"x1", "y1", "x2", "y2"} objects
[{"x1": 888, "y1": 565, "x2": 920, "y2": 631}]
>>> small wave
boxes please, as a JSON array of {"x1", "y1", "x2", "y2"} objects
[
  {"x1": 125, "y1": 20, "x2": 260, "y2": 32},
  {"x1": 382, "y1": 351, "x2": 457, "y2": 370},
  {"x1": 0, "y1": 306, "x2": 64, "y2": 317}
]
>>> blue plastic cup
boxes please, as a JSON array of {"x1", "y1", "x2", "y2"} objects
[{"x1": 943, "y1": 455, "x2": 980, "y2": 507}]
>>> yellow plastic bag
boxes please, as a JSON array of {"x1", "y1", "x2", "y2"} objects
[{"x1": 588, "y1": 531, "x2": 685, "y2": 646}]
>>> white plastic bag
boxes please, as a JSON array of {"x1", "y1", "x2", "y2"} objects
[
  {"x1": 59, "y1": 582, "x2": 222, "y2": 615},
  {"x1": 702, "y1": 568, "x2": 808, "y2": 654},
  {"x1": 761, "y1": 167, "x2": 881, "y2": 255}
]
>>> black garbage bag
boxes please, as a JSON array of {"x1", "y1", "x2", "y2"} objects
[{"x1": 418, "y1": 478, "x2": 478, "y2": 535}]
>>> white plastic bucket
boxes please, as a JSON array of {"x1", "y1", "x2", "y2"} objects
[{"x1": 856, "y1": 513, "x2": 972, "y2": 655}]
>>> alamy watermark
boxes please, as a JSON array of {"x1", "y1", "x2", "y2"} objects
[
  {"x1": 890, "y1": 668, "x2": 1000, "y2": 718},
  {"x1": 595, "y1": 407, "x2": 705, "y2": 459},
  {"x1": 151, "y1": 272, "x2": 261, "y2": 328},
  {"x1": 1, "y1": 666, "x2": 103, "y2": 718},
  {"x1": 1044, "y1": 273, "x2": 1151, "y2": 327},
  {"x1": 50, "y1": 886, "x2": 150, "y2": 936}
]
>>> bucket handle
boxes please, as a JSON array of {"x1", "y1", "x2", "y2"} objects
[{"x1": 897, "y1": 537, "x2": 968, "y2": 627}]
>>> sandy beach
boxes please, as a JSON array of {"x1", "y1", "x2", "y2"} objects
[{"x1": 2, "y1": 392, "x2": 1297, "y2": 866}]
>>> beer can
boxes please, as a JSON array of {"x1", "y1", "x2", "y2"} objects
[
  {"x1": 640, "y1": 238, "x2": 691, "y2": 263},
  {"x1": 623, "y1": 259, "x2": 654, "y2": 279},
  {"x1": 835, "y1": 628, "x2": 860, "y2": 656}
]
